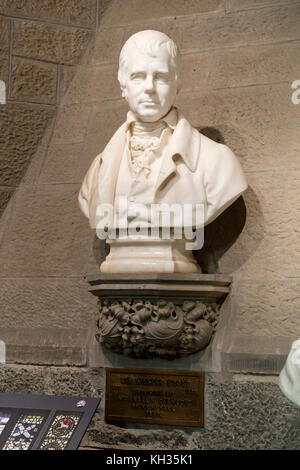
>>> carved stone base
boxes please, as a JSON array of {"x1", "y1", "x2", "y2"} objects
[{"x1": 87, "y1": 274, "x2": 231, "y2": 360}]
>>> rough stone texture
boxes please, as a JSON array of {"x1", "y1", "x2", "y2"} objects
[
  {"x1": 0, "y1": 365, "x2": 299, "y2": 450},
  {"x1": 0, "y1": 15, "x2": 10, "y2": 52},
  {"x1": 59, "y1": 65, "x2": 77, "y2": 99},
  {"x1": 0, "y1": 104, "x2": 55, "y2": 186},
  {"x1": 0, "y1": 3, "x2": 98, "y2": 226},
  {"x1": 52, "y1": 104, "x2": 92, "y2": 143},
  {"x1": 39, "y1": 142, "x2": 84, "y2": 184},
  {"x1": 0, "y1": 189, "x2": 12, "y2": 217},
  {"x1": 0, "y1": 275, "x2": 96, "y2": 365},
  {"x1": 226, "y1": 0, "x2": 299, "y2": 11},
  {"x1": 13, "y1": 20, "x2": 92, "y2": 65},
  {"x1": 20, "y1": 120, "x2": 55, "y2": 186},
  {"x1": 0, "y1": 327, "x2": 90, "y2": 365},
  {"x1": 232, "y1": 278, "x2": 300, "y2": 336},
  {"x1": 176, "y1": 84, "x2": 300, "y2": 172},
  {"x1": 0, "y1": 52, "x2": 9, "y2": 85},
  {"x1": 100, "y1": 0, "x2": 224, "y2": 26},
  {"x1": 62, "y1": 64, "x2": 120, "y2": 105},
  {"x1": 0, "y1": 0, "x2": 98, "y2": 28},
  {"x1": 181, "y1": 41, "x2": 300, "y2": 91},
  {"x1": 0, "y1": 183, "x2": 99, "y2": 277},
  {"x1": 10, "y1": 57, "x2": 58, "y2": 104},
  {"x1": 181, "y1": 3, "x2": 300, "y2": 52},
  {"x1": 0, "y1": 277, "x2": 95, "y2": 329},
  {"x1": 87, "y1": 27, "x2": 126, "y2": 65},
  {"x1": 0, "y1": 364, "x2": 104, "y2": 398}
]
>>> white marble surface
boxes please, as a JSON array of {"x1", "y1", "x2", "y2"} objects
[
  {"x1": 78, "y1": 30, "x2": 247, "y2": 273},
  {"x1": 279, "y1": 339, "x2": 300, "y2": 407}
]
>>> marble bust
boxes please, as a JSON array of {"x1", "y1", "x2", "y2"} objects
[
  {"x1": 279, "y1": 339, "x2": 300, "y2": 407},
  {"x1": 78, "y1": 30, "x2": 247, "y2": 273}
]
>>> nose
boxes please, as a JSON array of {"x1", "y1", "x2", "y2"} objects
[{"x1": 144, "y1": 75, "x2": 155, "y2": 93}]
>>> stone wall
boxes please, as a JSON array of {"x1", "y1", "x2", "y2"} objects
[
  {"x1": 0, "y1": 364, "x2": 299, "y2": 450},
  {"x1": 0, "y1": 1, "x2": 103, "y2": 364},
  {"x1": 0, "y1": 0, "x2": 299, "y2": 372},
  {"x1": 0, "y1": 0, "x2": 101, "y2": 216}
]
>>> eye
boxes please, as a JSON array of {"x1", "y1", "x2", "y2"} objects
[
  {"x1": 155, "y1": 73, "x2": 169, "y2": 82},
  {"x1": 130, "y1": 72, "x2": 145, "y2": 81}
]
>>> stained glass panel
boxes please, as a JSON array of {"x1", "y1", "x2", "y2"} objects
[
  {"x1": 39, "y1": 413, "x2": 81, "y2": 450},
  {"x1": 0, "y1": 393, "x2": 100, "y2": 450},
  {"x1": 3, "y1": 413, "x2": 46, "y2": 450},
  {"x1": 0, "y1": 411, "x2": 12, "y2": 435}
]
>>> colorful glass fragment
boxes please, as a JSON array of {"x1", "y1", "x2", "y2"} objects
[
  {"x1": 3, "y1": 413, "x2": 45, "y2": 450},
  {"x1": 39, "y1": 413, "x2": 81, "y2": 450}
]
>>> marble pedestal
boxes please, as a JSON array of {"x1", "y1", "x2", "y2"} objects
[
  {"x1": 100, "y1": 237, "x2": 202, "y2": 274},
  {"x1": 87, "y1": 274, "x2": 231, "y2": 361}
]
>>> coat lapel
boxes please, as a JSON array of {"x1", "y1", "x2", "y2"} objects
[
  {"x1": 96, "y1": 110, "x2": 201, "y2": 203},
  {"x1": 155, "y1": 111, "x2": 201, "y2": 194},
  {"x1": 98, "y1": 122, "x2": 127, "y2": 206}
]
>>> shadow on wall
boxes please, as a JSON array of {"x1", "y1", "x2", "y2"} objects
[
  {"x1": 193, "y1": 189, "x2": 265, "y2": 274},
  {"x1": 191, "y1": 126, "x2": 265, "y2": 274}
]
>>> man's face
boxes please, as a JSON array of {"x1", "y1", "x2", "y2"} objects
[{"x1": 122, "y1": 47, "x2": 177, "y2": 122}]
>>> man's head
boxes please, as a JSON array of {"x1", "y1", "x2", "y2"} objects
[{"x1": 118, "y1": 30, "x2": 180, "y2": 122}]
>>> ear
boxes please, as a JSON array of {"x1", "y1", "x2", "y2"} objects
[{"x1": 121, "y1": 86, "x2": 128, "y2": 101}]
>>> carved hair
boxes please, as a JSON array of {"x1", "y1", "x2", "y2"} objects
[{"x1": 118, "y1": 30, "x2": 179, "y2": 90}]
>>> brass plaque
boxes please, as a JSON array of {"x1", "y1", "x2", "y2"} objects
[{"x1": 105, "y1": 368, "x2": 204, "y2": 427}]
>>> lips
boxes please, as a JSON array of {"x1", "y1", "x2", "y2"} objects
[{"x1": 140, "y1": 99, "x2": 158, "y2": 104}]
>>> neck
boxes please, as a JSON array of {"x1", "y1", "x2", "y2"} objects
[{"x1": 131, "y1": 119, "x2": 167, "y2": 138}]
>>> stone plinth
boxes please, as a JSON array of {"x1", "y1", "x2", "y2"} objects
[{"x1": 87, "y1": 274, "x2": 231, "y2": 361}]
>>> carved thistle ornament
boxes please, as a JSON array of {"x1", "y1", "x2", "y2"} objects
[{"x1": 95, "y1": 299, "x2": 220, "y2": 359}]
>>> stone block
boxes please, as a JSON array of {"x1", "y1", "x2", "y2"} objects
[
  {"x1": 230, "y1": 278, "x2": 300, "y2": 337},
  {"x1": 179, "y1": 53, "x2": 214, "y2": 92},
  {"x1": 87, "y1": 27, "x2": 125, "y2": 65},
  {"x1": 175, "y1": 83, "x2": 299, "y2": 172},
  {"x1": 59, "y1": 65, "x2": 76, "y2": 99},
  {"x1": 21, "y1": 119, "x2": 55, "y2": 185},
  {"x1": 0, "y1": 0, "x2": 97, "y2": 28},
  {"x1": 100, "y1": 0, "x2": 224, "y2": 26},
  {"x1": 62, "y1": 63, "x2": 120, "y2": 105},
  {"x1": 13, "y1": 20, "x2": 92, "y2": 65},
  {"x1": 0, "y1": 277, "x2": 95, "y2": 329},
  {"x1": 0, "y1": 183, "x2": 99, "y2": 277},
  {"x1": 0, "y1": 327, "x2": 89, "y2": 365},
  {"x1": 0, "y1": 16, "x2": 9, "y2": 52},
  {"x1": 219, "y1": 224, "x2": 299, "y2": 281},
  {"x1": 0, "y1": 103, "x2": 55, "y2": 186},
  {"x1": 229, "y1": 230, "x2": 300, "y2": 280},
  {"x1": 226, "y1": 0, "x2": 298, "y2": 11},
  {"x1": 86, "y1": 98, "x2": 128, "y2": 150},
  {"x1": 0, "y1": 51, "x2": 9, "y2": 85},
  {"x1": 10, "y1": 57, "x2": 58, "y2": 105},
  {"x1": 52, "y1": 103, "x2": 92, "y2": 144},
  {"x1": 0, "y1": 188, "x2": 12, "y2": 217},
  {"x1": 180, "y1": 3, "x2": 300, "y2": 52},
  {"x1": 122, "y1": 19, "x2": 183, "y2": 54},
  {"x1": 0, "y1": 364, "x2": 104, "y2": 397},
  {"x1": 0, "y1": 190, "x2": 14, "y2": 248},
  {"x1": 39, "y1": 142, "x2": 84, "y2": 184},
  {"x1": 217, "y1": 170, "x2": 300, "y2": 276},
  {"x1": 244, "y1": 171, "x2": 300, "y2": 231},
  {"x1": 182, "y1": 41, "x2": 300, "y2": 92}
]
